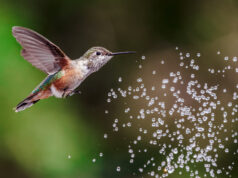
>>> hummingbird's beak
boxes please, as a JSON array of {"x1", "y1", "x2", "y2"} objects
[{"x1": 109, "y1": 51, "x2": 136, "y2": 56}]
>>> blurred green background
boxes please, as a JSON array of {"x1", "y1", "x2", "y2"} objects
[{"x1": 0, "y1": 0, "x2": 238, "y2": 177}]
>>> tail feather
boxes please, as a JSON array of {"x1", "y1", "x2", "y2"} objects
[{"x1": 15, "y1": 93, "x2": 40, "y2": 112}]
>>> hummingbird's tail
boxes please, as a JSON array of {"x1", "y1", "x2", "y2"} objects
[
  {"x1": 14, "y1": 89, "x2": 52, "y2": 112},
  {"x1": 14, "y1": 93, "x2": 40, "y2": 112}
]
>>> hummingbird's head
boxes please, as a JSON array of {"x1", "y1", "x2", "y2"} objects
[{"x1": 83, "y1": 47, "x2": 135, "y2": 71}]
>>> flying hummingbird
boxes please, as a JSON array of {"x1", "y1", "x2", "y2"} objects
[{"x1": 12, "y1": 26, "x2": 135, "y2": 112}]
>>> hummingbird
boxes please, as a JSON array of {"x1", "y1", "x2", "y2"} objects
[{"x1": 12, "y1": 26, "x2": 135, "y2": 112}]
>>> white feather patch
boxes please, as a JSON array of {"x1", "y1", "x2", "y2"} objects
[{"x1": 51, "y1": 84, "x2": 63, "y2": 98}]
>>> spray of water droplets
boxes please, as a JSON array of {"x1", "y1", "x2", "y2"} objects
[{"x1": 95, "y1": 47, "x2": 238, "y2": 177}]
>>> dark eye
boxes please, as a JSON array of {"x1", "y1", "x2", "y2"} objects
[{"x1": 96, "y1": 52, "x2": 101, "y2": 55}]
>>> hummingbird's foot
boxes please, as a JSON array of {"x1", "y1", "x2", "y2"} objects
[
  {"x1": 62, "y1": 87, "x2": 70, "y2": 98},
  {"x1": 62, "y1": 92, "x2": 68, "y2": 98},
  {"x1": 68, "y1": 90, "x2": 81, "y2": 97},
  {"x1": 74, "y1": 90, "x2": 82, "y2": 95}
]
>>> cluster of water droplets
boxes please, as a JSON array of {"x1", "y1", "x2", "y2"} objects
[{"x1": 93, "y1": 47, "x2": 238, "y2": 177}]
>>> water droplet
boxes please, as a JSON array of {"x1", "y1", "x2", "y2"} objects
[
  {"x1": 137, "y1": 78, "x2": 143, "y2": 83},
  {"x1": 162, "y1": 79, "x2": 169, "y2": 84},
  {"x1": 116, "y1": 166, "x2": 121, "y2": 172},
  {"x1": 118, "y1": 77, "x2": 122, "y2": 82},
  {"x1": 104, "y1": 133, "x2": 108, "y2": 139}
]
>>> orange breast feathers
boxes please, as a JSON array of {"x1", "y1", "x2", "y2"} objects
[{"x1": 53, "y1": 67, "x2": 84, "y2": 91}]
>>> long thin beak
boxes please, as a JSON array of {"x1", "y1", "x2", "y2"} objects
[{"x1": 109, "y1": 51, "x2": 136, "y2": 56}]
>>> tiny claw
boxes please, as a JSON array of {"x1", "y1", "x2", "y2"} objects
[
  {"x1": 68, "y1": 90, "x2": 81, "y2": 97},
  {"x1": 75, "y1": 91, "x2": 82, "y2": 94}
]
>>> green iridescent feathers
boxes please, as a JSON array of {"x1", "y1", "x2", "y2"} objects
[{"x1": 32, "y1": 71, "x2": 64, "y2": 94}]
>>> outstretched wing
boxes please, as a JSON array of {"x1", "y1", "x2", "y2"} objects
[{"x1": 12, "y1": 26, "x2": 70, "y2": 74}]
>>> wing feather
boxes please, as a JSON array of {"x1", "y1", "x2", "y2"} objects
[{"x1": 12, "y1": 26, "x2": 70, "y2": 74}]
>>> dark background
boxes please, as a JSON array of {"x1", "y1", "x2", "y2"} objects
[{"x1": 0, "y1": 0, "x2": 238, "y2": 177}]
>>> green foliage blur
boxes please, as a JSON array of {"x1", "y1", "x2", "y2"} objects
[{"x1": 0, "y1": 0, "x2": 238, "y2": 177}]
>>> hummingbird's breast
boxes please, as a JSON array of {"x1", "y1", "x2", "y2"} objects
[{"x1": 50, "y1": 60, "x2": 89, "y2": 98}]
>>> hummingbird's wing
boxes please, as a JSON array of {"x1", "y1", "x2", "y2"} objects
[{"x1": 12, "y1": 26, "x2": 70, "y2": 74}]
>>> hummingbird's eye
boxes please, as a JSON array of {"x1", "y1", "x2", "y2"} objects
[{"x1": 96, "y1": 52, "x2": 101, "y2": 56}]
